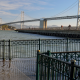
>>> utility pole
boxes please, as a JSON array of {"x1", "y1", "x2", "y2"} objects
[
  {"x1": 21, "y1": 11, "x2": 24, "y2": 29},
  {"x1": 0, "y1": 18, "x2": 2, "y2": 30},
  {"x1": 77, "y1": 0, "x2": 80, "y2": 29}
]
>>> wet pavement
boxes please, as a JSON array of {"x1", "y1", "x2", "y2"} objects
[{"x1": 0, "y1": 58, "x2": 36, "y2": 80}]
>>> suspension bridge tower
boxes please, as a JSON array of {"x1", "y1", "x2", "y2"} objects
[
  {"x1": 77, "y1": 0, "x2": 80, "y2": 28},
  {"x1": 21, "y1": 11, "x2": 24, "y2": 29},
  {"x1": 0, "y1": 18, "x2": 2, "y2": 30}
]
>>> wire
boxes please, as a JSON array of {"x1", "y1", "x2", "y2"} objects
[
  {"x1": 11, "y1": 13, "x2": 21, "y2": 22},
  {"x1": 55, "y1": 2, "x2": 78, "y2": 17},
  {"x1": 24, "y1": 13, "x2": 36, "y2": 19},
  {"x1": 53, "y1": 0, "x2": 78, "y2": 17}
]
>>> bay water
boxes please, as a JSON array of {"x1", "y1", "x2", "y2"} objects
[{"x1": 0, "y1": 30, "x2": 63, "y2": 40}]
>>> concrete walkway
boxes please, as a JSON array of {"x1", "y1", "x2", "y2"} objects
[{"x1": 0, "y1": 60, "x2": 33, "y2": 80}]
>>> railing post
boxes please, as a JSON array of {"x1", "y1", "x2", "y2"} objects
[
  {"x1": 39, "y1": 39, "x2": 40, "y2": 50},
  {"x1": 47, "y1": 50, "x2": 51, "y2": 56},
  {"x1": 9, "y1": 39, "x2": 11, "y2": 60},
  {"x1": 47, "y1": 50, "x2": 51, "y2": 80},
  {"x1": 66, "y1": 38, "x2": 69, "y2": 51},
  {"x1": 70, "y1": 60, "x2": 76, "y2": 80},
  {"x1": 3, "y1": 40, "x2": 5, "y2": 61},
  {"x1": 36, "y1": 50, "x2": 40, "y2": 80},
  {"x1": 66, "y1": 53, "x2": 69, "y2": 62}
]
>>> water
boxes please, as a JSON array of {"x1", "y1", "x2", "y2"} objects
[{"x1": 0, "y1": 30, "x2": 63, "y2": 40}]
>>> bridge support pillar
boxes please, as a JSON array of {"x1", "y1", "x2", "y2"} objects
[{"x1": 40, "y1": 19, "x2": 47, "y2": 29}]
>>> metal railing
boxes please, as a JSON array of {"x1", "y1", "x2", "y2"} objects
[
  {"x1": 0, "y1": 38, "x2": 80, "y2": 59},
  {"x1": 36, "y1": 50, "x2": 80, "y2": 80},
  {"x1": 51, "y1": 51, "x2": 80, "y2": 66}
]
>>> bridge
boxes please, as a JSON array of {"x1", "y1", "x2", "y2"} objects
[
  {"x1": 1, "y1": 14, "x2": 80, "y2": 38},
  {"x1": 0, "y1": 15, "x2": 80, "y2": 29}
]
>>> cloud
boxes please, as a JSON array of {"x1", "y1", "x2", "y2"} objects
[
  {"x1": 0, "y1": 0, "x2": 31, "y2": 10},
  {"x1": 0, "y1": 1, "x2": 21, "y2": 10},
  {"x1": 28, "y1": 0, "x2": 47, "y2": 5},
  {"x1": 24, "y1": 6, "x2": 44, "y2": 10},
  {"x1": 37, "y1": 1, "x2": 47, "y2": 5},
  {"x1": 0, "y1": 11, "x2": 18, "y2": 16},
  {"x1": 0, "y1": 0, "x2": 51, "y2": 11},
  {"x1": 0, "y1": 0, "x2": 54, "y2": 22}
]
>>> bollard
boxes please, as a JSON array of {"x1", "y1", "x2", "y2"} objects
[
  {"x1": 36, "y1": 50, "x2": 40, "y2": 80},
  {"x1": 70, "y1": 60, "x2": 76, "y2": 80}
]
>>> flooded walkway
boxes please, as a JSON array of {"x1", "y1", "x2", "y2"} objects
[{"x1": 0, "y1": 58, "x2": 36, "y2": 80}]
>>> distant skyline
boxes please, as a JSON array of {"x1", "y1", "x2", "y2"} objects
[{"x1": 0, "y1": 0, "x2": 79, "y2": 27}]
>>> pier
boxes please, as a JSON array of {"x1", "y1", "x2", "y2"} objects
[{"x1": 15, "y1": 27, "x2": 80, "y2": 38}]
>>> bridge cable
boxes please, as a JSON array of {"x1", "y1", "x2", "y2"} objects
[
  {"x1": 53, "y1": 0, "x2": 78, "y2": 17},
  {"x1": 11, "y1": 13, "x2": 21, "y2": 22},
  {"x1": 24, "y1": 13, "x2": 36, "y2": 20},
  {"x1": 55, "y1": 2, "x2": 78, "y2": 17}
]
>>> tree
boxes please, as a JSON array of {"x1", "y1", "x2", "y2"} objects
[{"x1": 2, "y1": 25, "x2": 8, "y2": 30}]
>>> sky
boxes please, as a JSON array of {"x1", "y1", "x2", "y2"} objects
[{"x1": 0, "y1": 0, "x2": 79, "y2": 27}]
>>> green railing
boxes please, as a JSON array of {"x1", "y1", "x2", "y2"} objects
[
  {"x1": 42, "y1": 51, "x2": 80, "y2": 66},
  {"x1": 0, "y1": 38, "x2": 80, "y2": 59},
  {"x1": 36, "y1": 50, "x2": 80, "y2": 80}
]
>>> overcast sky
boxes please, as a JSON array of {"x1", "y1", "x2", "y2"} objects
[{"x1": 0, "y1": 0, "x2": 79, "y2": 26}]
